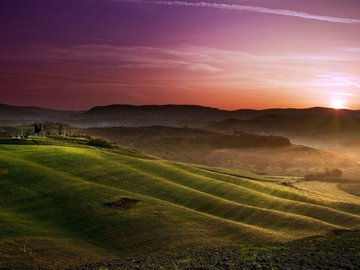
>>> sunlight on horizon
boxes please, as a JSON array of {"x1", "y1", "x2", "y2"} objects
[{"x1": 331, "y1": 98, "x2": 347, "y2": 109}]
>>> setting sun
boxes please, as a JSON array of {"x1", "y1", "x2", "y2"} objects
[{"x1": 331, "y1": 99, "x2": 347, "y2": 109}]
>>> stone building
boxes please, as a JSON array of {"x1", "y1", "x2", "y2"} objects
[{"x1": 34, "y1": 123, "x2": 69, "y2": 136}]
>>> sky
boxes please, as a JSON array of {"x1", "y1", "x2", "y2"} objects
[{"x1": 1, "y1": 0, "x2": 360, "y2": 110}]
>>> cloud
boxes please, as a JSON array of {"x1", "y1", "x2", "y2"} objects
[
  {"x1": 2, "y1": 43, "x2": 360, "y2": 96},
  {"x1": 115, "y1": 0, "x2": 360, "y2": 24},
  {"x1": 0, "y1": 44, "x2": 223, "y2": 74},
  {"x1": 316, "y1": 73, "x2": 360, "y2": 89}
]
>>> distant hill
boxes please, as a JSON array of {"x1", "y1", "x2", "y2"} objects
[
  {"x1": 208, "y1": 114, "x2": 360, "y2": 148},
  {"x1": 0, "y1": 103, "x2": 79, "y2": 125},
  {"x1": 85, "y1": 104, "x2": 227, "y2": 117},
  {"x1": 0, "y1": 103, "x2": 78, "y2": 117},
  {"x1": 2, "y1": 103, "x2": 360, "y2": 128},
  {"x1": 210, "y1": 114, "x2": 360, "y2": 134},
  {"x1": 79, "y1": 105, "x2": 360, "y2": 127},
  {"x1": 84, "y1": 105, "x2": 360, "y2": 118}
]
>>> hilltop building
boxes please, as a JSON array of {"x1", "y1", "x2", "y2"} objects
[{"x1": 34, "y1": 123, "x2": 71, "y2": 136}]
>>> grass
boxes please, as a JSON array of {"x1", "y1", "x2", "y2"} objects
[
  {"x1": 0, "y1": 139, "x2": 359, "y2": 268},
  {"x1": 338, "y1": 183, "x2": 360, "y2": 197}
]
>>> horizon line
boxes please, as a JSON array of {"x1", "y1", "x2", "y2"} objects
[{"x1": 0, "y1": 102, "x2": 358, "y2": 112}]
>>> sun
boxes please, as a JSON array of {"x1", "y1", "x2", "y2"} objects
[{"x1": 331, "y1": 99, "x2": 347, "y2": 110}]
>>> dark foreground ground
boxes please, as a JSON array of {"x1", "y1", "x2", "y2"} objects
[{"x1": 73, "y1": 230, "x2": 360, "y2": 270}]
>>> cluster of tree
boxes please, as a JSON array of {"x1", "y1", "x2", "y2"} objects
[
  {"x1": 304, "y1": 169, "x2": 343, "y2": 181},
  {"x1": 87, "y1": 138, "x2": 112, "y2": 148}
]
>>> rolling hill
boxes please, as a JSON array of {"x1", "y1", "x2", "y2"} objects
[
  {"x1": 0, "y1": 138, "x2": 359, "y2": 269},
  {"x1": 208, "y1": 114, "x2": 360, "y2": 137},
  {"x1": 0, "y1": 104, "x2": 78, "y2": 119},
  {"x1": 0, "y1": 104, "x2": 78, "y2": 126}
]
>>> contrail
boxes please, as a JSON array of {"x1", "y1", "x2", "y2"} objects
[{"x1": 115, "y1": 0, "x2": 360, "y2": 24}]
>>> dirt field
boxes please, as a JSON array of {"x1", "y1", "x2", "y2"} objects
[
  {"x1": 293, "y1": 181, "x2": 360, "y2": 203},
  {"x1": 74, "y1": 230, "x2": 360, "y2": 270},
  {"x1": 338, "y1": 183, "x2": 360, "y2": 198}
]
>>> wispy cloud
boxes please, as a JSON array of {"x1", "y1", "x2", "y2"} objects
[
  {"x1": 0, "y1": 44, "x2": 222, "y2": 74},
  {"x1": 115, "y1": 0, "x2": 360, "y2": 24},
  {"x1": 2, "y1": 43, "x2": 360, "y2": 100}
]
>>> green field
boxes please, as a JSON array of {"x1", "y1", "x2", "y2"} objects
[{"x1": 0, "y1": 139, "x2": 359, "y2": 269}]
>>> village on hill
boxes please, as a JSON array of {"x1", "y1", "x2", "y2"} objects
[{"x1": 0, "y1": 123, "x2": 76, "y2": 139}]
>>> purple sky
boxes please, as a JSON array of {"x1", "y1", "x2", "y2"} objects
[{"x1": 1, "y1": 0, "x2": 360, "y2": 110}]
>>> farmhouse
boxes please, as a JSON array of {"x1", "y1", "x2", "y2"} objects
[{"x1": 34, "y1": 123, "x2": 71, "y2": 136}]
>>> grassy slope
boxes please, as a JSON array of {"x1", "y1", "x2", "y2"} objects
[{"x1": 0, "y1": 142, "x2": 359, "y2": 269}]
